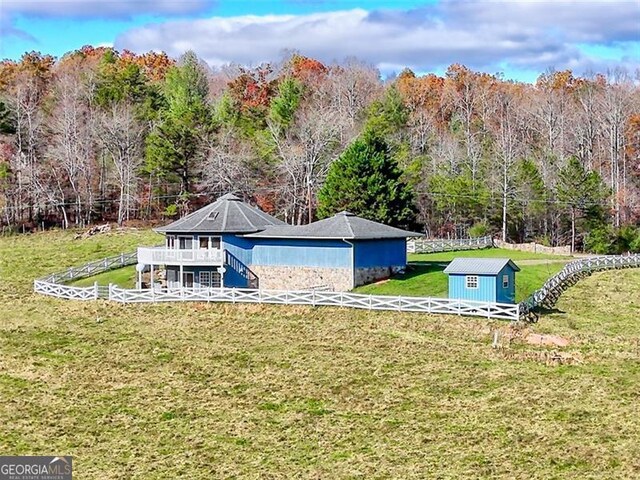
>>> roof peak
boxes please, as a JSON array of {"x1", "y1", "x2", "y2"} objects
[
  {"x1": 218, "y1": 193, "x2": 241, "y2": 201},
  {"x1": 337, "y1": 211, "x2": 355, "y2": 217}
]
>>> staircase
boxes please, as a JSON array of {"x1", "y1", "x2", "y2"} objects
[{"x1": 224, "y1": 250, "x2": 259, "y2": 288}]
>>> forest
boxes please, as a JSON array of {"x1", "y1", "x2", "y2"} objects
[{"x1": 0, "y1": 46, "x2": 638, "y2": 253}]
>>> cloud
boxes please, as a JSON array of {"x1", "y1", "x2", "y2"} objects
[
  {"x1": 113, "y1": 1, "x2": 639, "y2": 78},
  {"x1": 0, "y1": 0, "x2": 213, "y2": 42},
  {"x1": 3, "y1": 0, "x2": 212, "y2": 19}
]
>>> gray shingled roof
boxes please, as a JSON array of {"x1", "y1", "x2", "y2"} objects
[
  {"x1": 156, "y1": 193, "x2": 285, "y2": 234},
  {"x1": 443, "y1": 258, "x2": 520, "y2": 275},
  {"x1": 243, "y1": 211, "x2": 423, "y2": 240}
]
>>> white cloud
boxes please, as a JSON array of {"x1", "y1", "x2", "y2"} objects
[{"x1": 114, "y1": 1, "x2": 640, "y2": 79}]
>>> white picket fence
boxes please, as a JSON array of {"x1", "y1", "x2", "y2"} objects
[
  {"x1": 407, "y1": 236, "x2": 493, "y2": 254},
  {"x1": 519, "y1": 253, "x2": 640, "y2": 320},
  {"x1": 108, "y1": 285, "x2": 520, "y2": 320}
]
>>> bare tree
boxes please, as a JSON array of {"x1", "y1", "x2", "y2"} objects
[{"x1": 97, "y1": 103, "x2": 145, "y2": 225}]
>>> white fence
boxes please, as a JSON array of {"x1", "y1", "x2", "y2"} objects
[
  {"x1": 519, "y1": 253, "x2": 640, "y2": 320},
  {"x1": 108, "y1": 285, "x2": 520, "y2": 321},
  {"x1": 33, "y1": 251, "x2": 137, "y2": 300},
  {"x1": 36, "y1": 246, "x2": 640, "y2": 321},
  {"x1": 407, "y1": 236, "x2": 493, "y2": 254}
]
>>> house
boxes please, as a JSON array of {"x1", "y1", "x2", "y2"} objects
[
  {"x1": 443, "y1": 258, "x2": 520, "y2": 304},
  {"x1": 136, "y1": 193, "x2": 421, "y2": 291}
]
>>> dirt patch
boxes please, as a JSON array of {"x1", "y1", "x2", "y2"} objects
[{"x1": 524, "y1": 333, "x2": 570, "y2": 347}]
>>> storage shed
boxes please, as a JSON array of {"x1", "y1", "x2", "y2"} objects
[{"x1": 443, "y1": 258, "x2": 520, "y2": 304}]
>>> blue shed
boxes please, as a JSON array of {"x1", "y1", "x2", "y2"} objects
[{"x1": 443, "y1": 258, "x2": 520, "y2": 304}]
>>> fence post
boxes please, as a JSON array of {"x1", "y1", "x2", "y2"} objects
[{"x1": 94, "y1": 281, "x2": 99, "y2": 300}]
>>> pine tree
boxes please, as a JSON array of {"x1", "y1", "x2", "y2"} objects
[{"x1": 317, "y1": 133, "x2": 416, "y2": 228}]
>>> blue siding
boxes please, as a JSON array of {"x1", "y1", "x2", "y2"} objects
[
  {"x1": 353, "y1": 239, "x2": 406, "y2": 268},
  {"x1": 495, "y1": 265, "x2": 517, "y2": 304},
  {"x1": 448, "y1": 274, "x2": 496, "y2": 302},
  {"x1": 251, "y1": 239, "x2": 351, "y2": 268},
  {"x1": 222, "y1": 235, "x2": 254, "y2": 288}
]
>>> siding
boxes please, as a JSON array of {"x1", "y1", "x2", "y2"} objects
[
  {"x1": 221, "y1": 235, "x2": 254, "y2": 288},
  {"x1": 251, "y1": 238, "x2": 351, "y2": 268},
  {"x1": 353, "y1": 239, "x2": 406, "y2": 268},
  {"x1": 448, "y1": 274, "x2": 496, "y2": 302},
  {"x1": 495, "y1": 265, "x2": 516, "y2": 304}
]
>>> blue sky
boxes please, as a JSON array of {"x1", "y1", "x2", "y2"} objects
[{"x1": 1, "y1": 0, "x2": 638, "y2": 82}]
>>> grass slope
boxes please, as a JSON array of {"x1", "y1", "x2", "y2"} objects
[
  {"x1": 356, "y1": 249, "x2": 568, "y2": 302},
  {"x1": 0, "y1": 231, "x2": 638, "y2": 479}
]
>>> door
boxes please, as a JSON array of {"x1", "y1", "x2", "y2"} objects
[{"x1": 183, "y1": 272, "x2": 194, "y2": 288}]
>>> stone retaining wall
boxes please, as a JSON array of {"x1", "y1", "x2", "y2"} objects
[
  {"x1": 251, "y1": 265, "x2": 353, "y2": 291},
  {"x1": 494, "y1": 240, "x2": 571, "y2": 256}
]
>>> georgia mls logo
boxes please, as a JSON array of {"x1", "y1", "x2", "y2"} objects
[{"x1": 0, "y1": 456, "x2": 72, "y2": 480}]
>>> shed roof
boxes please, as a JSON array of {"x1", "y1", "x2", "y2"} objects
[
  {"x1": 156, "y1": 193, "x2": 285, "y2": 234},
  {"x1": 243, "y1": 211, "x2": 423, "y2": 240},
  {"x1": 443, "y1": 258, "x2": 520, "y2": 275}
]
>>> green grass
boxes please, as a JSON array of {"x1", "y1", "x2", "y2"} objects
[
  {"x1": 0, "y1": 230, "x2": 639, "y2": 478},
  {"x1": 355, "y1": 248, "x2": 568, "y2": 301},
  {"x1": 69, "y1": 265, "x2": 137, "y2": 288},
  {"x1": 409, "y1": 247, "x2": 573, "y2": 262}
]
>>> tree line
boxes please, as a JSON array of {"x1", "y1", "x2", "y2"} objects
[{"x1": 0, "y1": 46, "x2": 639, "y2": 253}]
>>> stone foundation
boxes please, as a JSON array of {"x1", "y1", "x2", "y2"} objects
[
  {"x1": 251, "y1": 265, "x2": 353, "y2": 292},
  {"x1": 354, "y1": 266, "x2": 402, "y2": 287}
]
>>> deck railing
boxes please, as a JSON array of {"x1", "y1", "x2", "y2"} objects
[
  {"x1": 137, "y1": 246, "x2": 223, "y2": 265},
  {"x1": 407, "y1": 236, "x2": 493, "y2": 254}
]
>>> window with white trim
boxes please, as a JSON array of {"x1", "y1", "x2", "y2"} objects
[
  {"x1": 502, "y1": 274, "x2": 509, "y2": 288},
  {"x1": 465, "y1": 275, "x2": 479, "y2": 289},
  {"x1": 199, "y1": 271, "x2": 221, "y2": 288},
  {"x1": 199, "y1": 271, "x2": 211, "y2": 288}
]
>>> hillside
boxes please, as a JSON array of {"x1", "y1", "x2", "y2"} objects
[{"x1": 0, "y1": 230, "x2": 639, "y2": 478}]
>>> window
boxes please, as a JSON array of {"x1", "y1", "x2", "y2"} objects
[
  {"x1": 502, "y1": 274, "x2": 509, "y2": 288},
  {"x1": 465, "y1": 275, "x2": 479, "y2": 289},
  {"x1": 199, "y1": 271, "x2": 211, "y2": 287},
  {"x1": 166, "y1": 235, "x2": 175, "y2": 249},
  {"x1": 199, "y1": 271, "x2": 221, "y2": 288},
  {"x1": 210, "y1": 236, "x2": 221, "y2": 249},
  {"x1": 178, "y1": 236, "x2": 193, "y2": 250},
  {"x1": 199, "y1": 237, "x2": 209, "y2": 249}
]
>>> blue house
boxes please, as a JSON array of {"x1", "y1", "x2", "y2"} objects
[
  {"x1": 443, "y1": 258, "x2": 520, "y2": 304},
  {"x1": 137, "y1": 193, "x2": 421, "y2": 291}
]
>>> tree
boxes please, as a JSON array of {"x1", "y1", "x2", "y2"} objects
[
  {"x1": 145, "y1": 51, "x2": 211, "y2": 200},
  {"x1": 317, "y1": 133, "x2": 416, "y2": 228},
  {"x1": 556, "y1": 157, "x2": 608, "y2": 252}
]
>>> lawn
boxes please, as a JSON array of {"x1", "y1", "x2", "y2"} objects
[
  {"x1": 1, "y1": 230, "x2": 639, "y2": 478},
  {"x1": 69, "y1": 265, "x2": 137, "y2": 288},
  {"x1": 355, "y1": 248, "x2": 569, "y2": 302}
]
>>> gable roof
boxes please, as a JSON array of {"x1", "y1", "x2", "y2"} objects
[
  {"x1": 243, "y1": 211, "x2": 422, "y2": 240},
  {"x1": 443, "y1": 258, "x2": 520, "y2": 275},
  {"x1": 156, "y1": 193, "x2": 285, "y2": 234}
]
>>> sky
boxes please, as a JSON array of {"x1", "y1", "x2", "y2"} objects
[{"x1": 0, "y1": 0, "x2": 638, "y2": 82}]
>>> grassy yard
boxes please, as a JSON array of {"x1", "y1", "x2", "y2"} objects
[
  {"x1": 1, "y1": 230, "x2": 639, "y2": 478},
  {"x1": 356, "y1": 248, "x2": 569, "y2": 302},
  {"x1": 69, "y1": 265, "x2": 138, "y2": 288}
]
